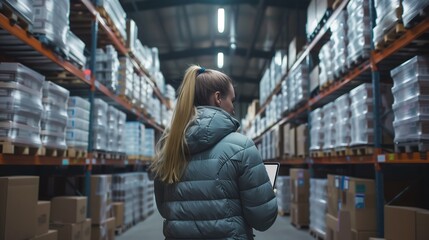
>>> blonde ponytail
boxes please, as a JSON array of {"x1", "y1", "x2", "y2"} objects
[{"x1": 150, "y1": 65, "x2": 200, "y2": 183}]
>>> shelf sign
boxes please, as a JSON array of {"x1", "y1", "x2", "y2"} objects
[
  {"x1": 62, "y1": 159, "x2": 69, "y2": 166},
  {"x1": 355, "y1": 194, "x2": 365, "y2": 209},
  {"x1": 343, "y1": 177, "x2": 350, "y2": 190},
  {"x1": 95, "y1": 81, "x2": 100, "y2": 88},
  {"x1": 377, "y1": 155, "x2": 386, "y2": 163}
]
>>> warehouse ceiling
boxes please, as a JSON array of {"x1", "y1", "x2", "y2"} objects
[{"x1": 119, "y1": 0, "x2": 309, "y2": 103}]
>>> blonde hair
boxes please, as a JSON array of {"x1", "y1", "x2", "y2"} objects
[{"x1": 150, "y1": 65, "x2": 232, "y2": 183}]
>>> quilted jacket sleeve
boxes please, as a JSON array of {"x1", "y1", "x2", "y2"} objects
[{"x1": 233, "y1": 138, "x2": 278, "y2": 231}]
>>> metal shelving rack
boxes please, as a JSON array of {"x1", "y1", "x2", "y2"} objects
[{"x1": 249, "y1": 0, "x2": 429, "y2": 237}]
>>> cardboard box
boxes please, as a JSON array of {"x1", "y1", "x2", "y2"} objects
[
  {"x1": 289, "y1": 127, "x2": 296, "y2": 157},
  {"x1": 50, "y1": 223, "x2": 81, "y2": 240},
  {"x1": 327, "y1": 175, "x2": 340, "y2": 216},
  {"x1": 91, "y1": 195, "x2": 111, "y2": 224},
  {"x1": 31, "y1": 230, "x2": 58, "y2": 240},
  {"x1": 112, "y1": 202, "x2": 124, "y2": 228},
  {"x1": 51, "y1": 196, "x2": 87, "y2": 224},
  {"x1": 37, "y1": 201, "x2": 51, "y2": 235},
  {"x1": 326, "y1": 211, "x2": 352, "y2": 240},
  {"x1": 351, "y1": 230, "x2": 377, "y2": 240},
  {"x1": 91, "y1": 218, "x2": 115, "y2": 240},
  {"x1": 81, "y1": 219, "x2": 91, "y2": 240},
  {"x1": 289, "y1": 169, "x2": 309, "y2": 203},
  {"x1": 385, "y1": 205, "x2": 429, "y2": 240},
  {"x1": 290, "y1": 203, "x2": 309, "y2": 226},
  {"x1": 417, "y1": 210, "x2": 429, "y2": 240},
  {"x1": 296, "y1": 124, "x2": 308, "y2": 157},
  {"x1": 310, "y1": 66, "x2": 320, "y2": 93},
  {"x1": 91, "y1": 175, "x2": 112, "y2": 197},
  {"x1": 0, "y1": 176, "x2": 39, "y2": 240},
  {"x1": 343, "y1": 177, "x2": 376, "y2": 231}
]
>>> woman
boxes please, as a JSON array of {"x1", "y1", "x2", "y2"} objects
[{"x1": 151, "y1": 65, "x2": 277, "y2": 239}]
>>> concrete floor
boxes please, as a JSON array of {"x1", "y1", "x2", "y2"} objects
[{"x1": 117, "y1": 210, "x2": 314, "y2": 240}]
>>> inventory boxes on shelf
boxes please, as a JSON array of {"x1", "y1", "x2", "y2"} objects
[
  {"x1": 36, "y1": 201, "x2": 51, "y2": 236},
  {"x1": 30, "y1": 230, "x2": 58, "y2": 240},
  {"x1": 290, "y1": 169, "x2": 310, "y2": 227},
  {"x1": 0, "y1": 176, "x2": 39, "y2": 240},
  {"x1": 50, "y1": 196, "x2": 87, "y2": 224},
  {"x1": 385, "y1": 205, "x2": 429, "y2": 240}
]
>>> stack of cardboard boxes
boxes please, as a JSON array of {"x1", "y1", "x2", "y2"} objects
[
  {"x1": 290, "y1": 169, "x2": 310, "y2": 227},
  {"x1": 326, "y1": 175, "x2": 377, "y2": 240},
  {"x1": 0, "y1": 176, "x2": 58, "y2": 240},
  {"x1": 384, "y1": 205, "x2": 429, "y2": 240},
  {"x1": 50, "y1": 196, "x2": 91, "y2": 240},
  {"x1": 90, "y1": 175, "x2": 115, "y2": 240}
]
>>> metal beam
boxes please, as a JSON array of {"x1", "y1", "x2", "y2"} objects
[
  {"x1": 159, "y1": 46, "x2": 274, "y2": 61},
  {"x1": 241, "y1": 0, "x2": 266, "y2": 76},
  {"x1": 121, "y1": 0, "x2": 309, "y2": 12},
  {"x1": 155, "y1": 10, "x2": 173, "y2": 51}
]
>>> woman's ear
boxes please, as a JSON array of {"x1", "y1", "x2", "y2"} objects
[{"x1": 214, "y1": 91, "x2": 222, "y2": 107}]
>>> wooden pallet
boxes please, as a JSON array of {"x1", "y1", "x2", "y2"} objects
[
  {"x1": 323, "y1": 149, "x2": 335, "y2": 157},
  {"x1": 335, "y1": 147, "x2": 352, "y2": 156},
  {"x1": 0, "y1": 2, "x2": 32, "y2": 32},
  {"x1": 66, "y1": 148, "x2": 87, "y2": 158},
  {"x1": 395, "y1": 141, "x2": 429, "y2": 153},
  {"x1": 38, "y1": 147, "x2": 66, "y2": 157},
  {"x1": 350, "y1": 146, "x2": 374, "y2": 155},
  {"x1": 309, "y1": 228, "x2": 326, "y2": 240},
  {"x1": 310, "y1": 151, "x2": 324, "y2": 158},
  {"x1": 96, "y1": 7, "x2": 126, "y2": 45},
  {"x1": 375, "y1": 22, "x2": 406, "y2": 50},
  {"x1": 0, "y1": 142, "x2": 39, "y2": 155}
]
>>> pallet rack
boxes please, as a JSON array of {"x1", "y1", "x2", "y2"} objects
[
  {"x1": 249, "y1": 0, "x2": 429, "y2": 237},
  {"x1": 0, "y1": 0, "x2": 164, "y2": 221}
]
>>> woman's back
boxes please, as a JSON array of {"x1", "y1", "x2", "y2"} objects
[{"x1": 155, "y1": 107, "x2": 277, "y2": 240}]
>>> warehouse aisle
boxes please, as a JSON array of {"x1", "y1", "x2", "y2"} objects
[{"x1": 117, "y1": 210, "x2": 314, "y2": 240}]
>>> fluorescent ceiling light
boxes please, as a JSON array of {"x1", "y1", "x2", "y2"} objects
[
  {"x1": 218, "y1": 8, "x2": 225, "y2": 33},
  {"x1": 217, "y1": 52, "x2": 224, "y2": 68}
]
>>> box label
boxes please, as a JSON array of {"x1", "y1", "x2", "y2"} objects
[
  {"x1": 343, "y1": 177, "x2": 349, "y2": 190},
  {"x1": 356, "y1": 184, "x2": 366, "y2": 193},
  {"x1": 298, "y1": 178, "x2": 305, "y2": 186},
  {"x1": 335, "y1": 176, "x2": 340, "y2": 188},
  {"x1": 355, "y1": 194, "x2": 365, "y2": 209}
]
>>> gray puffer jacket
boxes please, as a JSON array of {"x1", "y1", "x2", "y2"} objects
[{"x1": 155, "y1": 106, "x2": 278, "y2": 240}]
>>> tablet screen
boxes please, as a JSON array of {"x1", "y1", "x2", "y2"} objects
[{"x1": 264, "y1": 162, "x2": 280, "y2": 188}]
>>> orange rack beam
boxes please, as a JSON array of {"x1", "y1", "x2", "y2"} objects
[
  {"x1": 311, "y1": 155, "x2": 375, "y2": 165},
  {"x1": 377, "y1": 153, "x2": 429, "y2": 164}
]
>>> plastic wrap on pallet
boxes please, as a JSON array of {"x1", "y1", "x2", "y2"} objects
[
  {"x1": 335, "y1": 93, "x2": 351, "y2": 148},
  {"x1": 118, "y1": 57, "x2": 134, "y2": 99},
  {"x1": 124, "y1": 122, "x2": 145, "y2": 156},
  {"x1": 331, "y1": 10, "x2": 348, "y2": 78},
  {"x1": 276, "y1": 176, "x2": 291, "y2": 214},
  {"x1": 94, "y1": 45, "x2": 119, "y2": 92},
  {"x1": 96, "y1": 0, "x2": 127, "y2": 41},
  {"x1": 390, "y1": 56, "x2": 429, "y2": 89},
  {"x1": 393, "y1": 115, "x2": 429, "y2": 142},
  {"x1": 288, "y1": 63, "x2": 309, "y2": 110},
  {"x1": 322, "y1": 102, "x2": 336, "y2": 150},
  {"x1": 402, "y1": 0, "x2": 429, "y2": 27},
  {"x1": 41, "y1": 81, "x2": 68, "y2": 149},
  {"x1": 373, "y1": 0, "x2": 403, "y2": 44},
  {"x1": 309, "y1": 178, "x2": 327, "y2": 236},
  {"x1": 32, "y1": 0, "x2": 69, "y2": 55},
  {"x1": 90, "y1": 98, "x2": 108, "y2": 151},
  {"x1": 319, "y1": 41, "x2": 334, "y2": 87},
  {"x1": 144, "y1": 128, "x2": 155, "y2": 157},
  {"x1": 347, "y1": 0, "x2": 371, "y2": 67},
  {"x1": 310, "y1": 108, "x2": 324, "y2": 151},
  {"x1": 66, "y1": 31, "x2": 86, "y2": 68},
  {"x1": 0, "y1": 62, "x2": 44, "y2": 147},
  {"x1": 1, "y1": 0, "x2": 33, "y2": 26}
]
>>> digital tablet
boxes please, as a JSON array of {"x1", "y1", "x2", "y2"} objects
[{"x1": 264, "y1": 162, "x2": 280, "y2": 188}]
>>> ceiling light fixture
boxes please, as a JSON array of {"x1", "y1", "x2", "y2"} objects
[
  {"x1": 218, "y1": 8, "x2": 225, "y2": 33},
  {"x1": 217, "y1": 52, "x2": 224, "y2": 68}
]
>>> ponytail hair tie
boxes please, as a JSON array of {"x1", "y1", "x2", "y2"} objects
[{"x1": 197, "y1": 67, "x2": 206, "y2": 75}]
